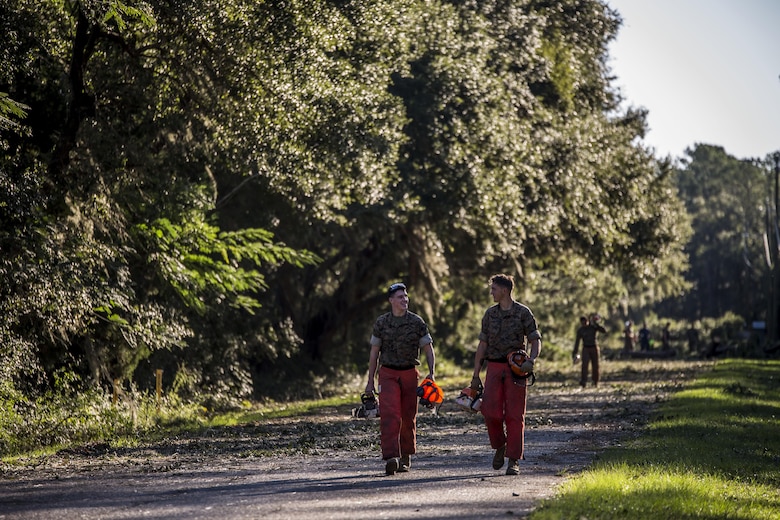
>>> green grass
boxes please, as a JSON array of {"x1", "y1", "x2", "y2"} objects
[{"x1": 531, "y1": 358, "x2": 780, "y2": 520}]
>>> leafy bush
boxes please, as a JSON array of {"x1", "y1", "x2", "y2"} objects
[{"x1": 0, "y1": 368, "x2": 205, "y2": 457}]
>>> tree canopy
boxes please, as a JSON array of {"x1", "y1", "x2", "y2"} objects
[{"x1": 1, "y1": 0, "x2": 692, "y2": 404}]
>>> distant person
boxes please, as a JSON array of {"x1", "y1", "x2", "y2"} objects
[
  {"x1": 573, "y1": 314, "x2": 607, "y2": 388},
  {"x1": 364, "y1": 282, "x2": 436, "y2": 475},
  {"x1": 470, "y1": 274, "x2": 541, "y2": 476},
  {"x1": 661, "y1": 322, "x2": 671, "y2": 351},
  {"x1": 638, "y1": 322, "x2": 651, "y2": 351},
  {"x1": 686, "y1": 324, "x2": 700, "y2": 353},
  {"x1": 623, "y1": 320, "x2": 636, "y2": 352}
]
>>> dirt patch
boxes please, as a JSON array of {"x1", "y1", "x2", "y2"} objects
[{"x1": 0, "y1": 360, "x2": 709, "y2": 519}]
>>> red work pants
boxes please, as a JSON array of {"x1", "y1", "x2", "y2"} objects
[
  {"x1": 480, "y1": 361, "x2": 527, "y2": 461},
  {"x1": 580, "y1": 345, "x2": 599, "y2": 387},
  {"x1": 378, "y1": 366, "x2": 419, "y2": 460}
]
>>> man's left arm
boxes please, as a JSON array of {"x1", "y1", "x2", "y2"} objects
[
  {"x1": 422, "y1": 341, "x2": 435, "y2": 380},
  {"x1": 528, "y1": 337, "x2": 541, "y2": 361},
  {"x1": 520, "y1": 336, "x2": 541, "y2": 373}
]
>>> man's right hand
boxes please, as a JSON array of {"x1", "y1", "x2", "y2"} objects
[{"x1": 469, "y1": 375, "x2": 482, "y2": 392}]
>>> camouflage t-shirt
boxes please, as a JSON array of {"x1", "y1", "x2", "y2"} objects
[
  {"x1": 479, "y1": 301, "x2": 541, "y2": 360},
  {"x1": 370, "y1": 311, "x2": 432, "y2": 367}
]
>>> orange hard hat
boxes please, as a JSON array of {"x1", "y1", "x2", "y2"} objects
[
  {"x1": 416, "y1": 377, "x2": 444, "y2": 407},
  {"x1": 507, "y1": 350, "x2": 531, "y2": 377}
]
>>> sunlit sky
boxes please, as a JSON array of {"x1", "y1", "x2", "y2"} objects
[{"x1": 606, "y1": 0, "x2": 780, "y2": 161}]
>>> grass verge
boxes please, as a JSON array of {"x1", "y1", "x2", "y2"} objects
[{"x1": 531, "y1": 358, "x2": 780, "y2": 520}]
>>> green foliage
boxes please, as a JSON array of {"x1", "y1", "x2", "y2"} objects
[
  {"x1": 1, "y1": 0, "x2": 694, "y2": 413},
  {"x1": 1, "y1": 369, "x2": 122, "y2": 455},
  {"x1": 101, "y1": 0, "x2": 156, "y2": 30},
  {"x1": 0, "y1": 92, "x2": 29, "y2": 131},
  {"x1": 537, "y1": 34, "x2": 576, "y2": 111},
  {"x1": 264, "y1": 0, "x2": 691, "y2": 373},
  {"x1": 135, "y1": 216, "x2": 319, "y2": 314},
  {"x1": 0, "y1": 0, "x2": 323, "y2": 398}
]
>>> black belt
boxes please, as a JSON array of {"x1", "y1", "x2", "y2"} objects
[
  {"x1": 486, "y1": 358, "x2": 507, "y2": 363},
  {"x1": 383, "y1": 364, "x2": 415, "y2": 371},
  {"x1": 584, "y1": 345, "x2": 598, "y2": 348}
]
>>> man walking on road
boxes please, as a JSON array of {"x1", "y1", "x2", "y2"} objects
[
  {"x1": 573, "y1": 314, "x2": 606, "y2": 388},
  {"x1": 365, "y1": 282, "x2": 436, "y2": 476},
  {"x1": 470, "y1": 274, "x2": 541, "y2": 476}
]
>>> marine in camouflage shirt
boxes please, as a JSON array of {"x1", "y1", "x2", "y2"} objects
[
  {"x1": 371, "y1": 311, "x2": 433, "y2": 367},
  {"x1": 479, "y1": 301, "x2": 541, "y2": 360}
]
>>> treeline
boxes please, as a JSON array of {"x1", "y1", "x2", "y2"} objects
[
  {"x1": 666, "y1": 145, "x2": 775, "y2": 325},
  {"x1": 0, "y1": 0, "x2": 769, "y2": 411}
]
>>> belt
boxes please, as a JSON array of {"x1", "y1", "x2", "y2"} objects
[
  {"x1": 382, "y1": 364, "x2": 415, "y2": 371},
  {"x1": 486, "y1": 358, "x2": 507, "y2": 363},
  {"x1": 584, "y1": 345, "x2": 598, "y2": 348}
]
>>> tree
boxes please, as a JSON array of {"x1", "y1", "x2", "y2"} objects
[
  {"x1": 0, "y1": 0, "x2": 318, "y2": 402},
  {"x1": 662, "y1": 144, "x2": 771, "y2": 325}
]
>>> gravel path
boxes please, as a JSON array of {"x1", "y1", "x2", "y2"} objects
[{"x1": 0, "y1": 360, "x2": 705, "y2": 519}]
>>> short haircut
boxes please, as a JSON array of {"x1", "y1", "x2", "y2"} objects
[
  {"x1": 387, "y1": 282, "x2": 407, "y2": 297},
  {"x1": 490, "y1": 273, "x2": 514, "y2": 292}
]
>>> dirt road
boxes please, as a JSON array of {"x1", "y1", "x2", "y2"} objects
[{"x1": 0, "y1": 360, "x2": 706, "y2": 519}]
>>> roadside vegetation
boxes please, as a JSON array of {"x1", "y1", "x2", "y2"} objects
[
  {"x1": 531, "y1": 358, "x2": 780, "y2": 520},
  {"x1": 1, "y1": 358, "x2": 474, "y2": 459}
]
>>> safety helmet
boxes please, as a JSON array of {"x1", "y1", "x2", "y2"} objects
[
  {"x1": 416, "y1": 377, "x2": 444, "y2": 408},
  {"x1": 506, "y1": 350, "x2": 536, "y2": 387},
  {"x1": 507, "y1": 350, "x2": 532, "y2": 377},
  {"x1": 507, "y1": 350, "x2": 536, "y2": 385}
]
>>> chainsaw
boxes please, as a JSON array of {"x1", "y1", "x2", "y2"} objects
[
  {"x1": 351, "y1": 392, "x2": 380, "y2": 419},
  {"x1": 455, "y1": 386, "x2": 482, "y2": 413}
]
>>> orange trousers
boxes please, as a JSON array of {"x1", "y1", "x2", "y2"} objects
[
  {"x1": 480, "y1": 361, "x2": 527, "y2": 461},
  {"x1": 378, "y1": 366, "x2": 419, "y2": 460}
]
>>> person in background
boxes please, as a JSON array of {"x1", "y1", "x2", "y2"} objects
[
  {"x1": 470, "y1": 274, "x2": 541, "y2": 476},
  {"x1": 573, "y1": 314, "x2": 607, "y2": 388},
  {"x1": 365, "y1": 282, "x2": 436, "y2": 476},
  {"x1": 638, "y1": 322, "x2": 651, "y2": 351},
  {"x1": 623, "y1": 320, "x2": 636, "y2": 352}
]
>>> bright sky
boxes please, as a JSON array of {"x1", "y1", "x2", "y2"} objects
[{"x1": 606, "y1": 0, "x2": 780, "y2": 161}]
